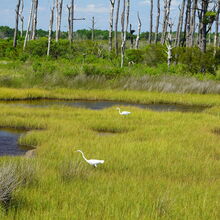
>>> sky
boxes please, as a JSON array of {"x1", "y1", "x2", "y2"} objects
[{"x1": 0, "y1": 0, "x2": 181, "y2": 32}]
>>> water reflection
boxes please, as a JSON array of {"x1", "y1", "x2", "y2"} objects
[
  {"x1": 0, "y1": 128, "x2": 30, "y2": 156},
  {"x1": 0, "y1": 99, "x2": 207, "y2": 112}
]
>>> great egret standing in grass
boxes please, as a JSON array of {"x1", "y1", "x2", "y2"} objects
[
  {"x1": 116, "y1": 107, "x2": 131, "y2": 115},
  {"x1": 76, "y1": 150, "x2": 104, "y2": 168}
]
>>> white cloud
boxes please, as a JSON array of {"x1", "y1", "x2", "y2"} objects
[
  {"x1": 38, "y1": 7, "x2": 46, "y2": 11},
  {"x1": 76, "y1": 4, "x2": 109, "y2": 14},
  {"x1": 139, "y1": 0, "x2": 150, "y2": 5}
]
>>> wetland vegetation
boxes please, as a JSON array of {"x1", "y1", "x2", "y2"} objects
[
  {"x1": 0, "y1": 88, "x2": 219, "y2": 219},
  {"x1": 0, "y1": 9, "x2": 220, "y2": 218}
]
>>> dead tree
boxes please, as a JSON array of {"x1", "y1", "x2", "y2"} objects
[
  {"x1": 67, "y1": 1, "x2": 85, "y2": 43},
  {"x1": 154, "y1": 0, "x2": 160, "y2": 44},
  {"x1": 185, "y1": 0, "x2": 191, "y2": 47},
  {"x1": 31, "y1": 0, "x2": 38, "y2": 40},
  {"x1": 121, "y1": 0, "x2": 130, "y2": 67},
  {"x1": 135, "y1": 12, "x2": 142, "y2": 49},
  {"x1": 198, "y1": 0, "x2": 215, "y2": 52},
  {"x1": 67, "y1": 0, "x2": 74, "y2": 43},
  {"x1": 166, "y1": 20, "x2": 174, "y2": 67},
  {"x1": 23, "y1": 1, "x2": 34, "y2": 50},
  {"x1": 214, "y1": 0, "x2": 220, "y2": 55},
  {"x1": 161, "y1": 0, "x2": 172, "y2": 44},
  {"x1": 13, "y1": 0, "x2": 21, "y2": 47},
  {"x1": 114, "y1": 0, "x2": 121, "y2": 55},
  {"x1": 109, "y1": 0, "x2": 115, "y2": 52},
  {"x1": 67, "y1": 5, "x2": 71, "y2": 42},
  {"x1": 91, "y1": 17, "x2": 95, "y2": 41},
  {"x1": 56, "y1": 0, "x2": 63, "y2": 42},
  {"x1": 47, "y1": 5, "x2": 55, "y2": 56},
  {"x1": 149, "y1": 0, "x2": 153, "y2": 44},
  {"x1": 175, "y1": 0, "x2": 186, "y2": 46},
  {"x1": 161, "y1": 0, "x2": 168, "y2": 44},
  {"x1": 19, "y1": 0, "x2": 24, "y2": 38},
  {"x1": 188, "y1": 0, "x2": 198, "y2": 47}
]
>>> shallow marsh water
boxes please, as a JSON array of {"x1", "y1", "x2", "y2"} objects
[
  {"x1": 0, "y1": 99, "x2": 207, "y2": 112},
  {"x1": 0, "y1": 128, "x2": 31, "y2": 156}
]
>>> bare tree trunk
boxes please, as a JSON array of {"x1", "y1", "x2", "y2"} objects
[
  {"x1": 121, "y1": 0, "x2": 130, "y2": 67},
  {"x1": 67, "y1": 5, "x2": 71, "y2": 42},
  {"x1": 47, "y1": 6, "x2": 55, "y2": 56},
  {"x1": 20, "y1": 17, "x2": 24, "y2": 38},
  {"x1": 135, "y1": 12, "x2": 142, "y2": 49},
  {"x1": 200, "y1": 0, "x2": 209, "y2": 53},
  {"x1": 182, "y1": 0, "x2": 191, "y2": 46},
  {"x1": 175, "y1": 0, "x2": 186, "y2": 46},
  {"x1": 149, "y1": 0, "x2": 153, "y2": 44},
  {"x1": 161, "y1": 0, "x2": 168, "y2": 44},
  {"x1": 185, "y1": 0, "x2": 192, "y2": 47},
  {"x1": 91, "y1": 16, "x2": 95, "y2": 41},
  {"x1": 166, "y1": 21, "x2": 174, "y2": 67},
  {"x1": 208, "y1": 32, "x2": 211, "y2": 45},
  {"x1": 121, "y1": 0, "x2": 126, "y2": 67},
  {"x1": 188, "y1": 0, "x2": 198, "y2": 47},
  {"x1": 214, "y1": 0, "x2": 220, "y2": 55},
  {"x1": 19, "y1": 0, "x2": 24, "y2": 38},
  {"x1": 56, "y1": 0, "x2": 59, "y2": 41},
  {"x1": 56, "y1": 0, "x2": 63, "y2": 42},
  {"x1": 161, "y1": 0, "x2": 171, "y2": 44},
  {"x1": 23, "y1": 1, "x2": 34, "y2": 50},
  {"x1": 154, "y1": 0, "x2": 160, "y2": 44},
  {"x1": 69, "y1": 0, "x2": 74, "y2": 42},
  {"x1": 31, "y1": 0, "x2": 38, "y2": 40},
  {"x1": 109, "y1": 0, "x2": 115, "y2": 52},
  {"x1": 13, "y1": 0, "x2": 21, "y2": 47},
  {"x1": 114, "y1": 0, "x2": 120, "y2": 55}
]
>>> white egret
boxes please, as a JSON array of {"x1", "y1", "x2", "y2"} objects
[
  {"x1": 116, "y1": 107, "x2": 131, "y2": 115},
  {"x1": 76, "y1": 150, "x2": 104, "y2": 168}
]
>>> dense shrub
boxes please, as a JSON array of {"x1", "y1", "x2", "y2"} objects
[
  {"x1": 32, "y1": 61, "x2": 56, "y2": 75},
  {"x1": 26, "y1": 38, "x2": 48, "y2": 57},
  {"x1": 173, "y1": 47, "x2": 216, "y2": 74},
  {"x1": 0, "y1": 40, "x2": 22, "y2": 59},
  {"x1": 125, "y1": 45, "x2": 166, "y2": 66},
  {"x1": 126, "y1": 49, "x2": 144, "y2": 64},
  {"x1": 50, "y1": 40, "x2": 71, "y2": 59},
  {"x1": 144, "y1": 44, "x2": 167, "y2": 66}
]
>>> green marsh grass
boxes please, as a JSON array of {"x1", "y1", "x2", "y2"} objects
[
  {"x1": 0, "y1": 89, "x2": 219, "y2": 218},
  {"x1": 0, "y1": 57, "x2": 220, "y2": 93}
]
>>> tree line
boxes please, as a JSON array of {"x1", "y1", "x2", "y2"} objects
[{"x1": 9, "y1": 0, "x2": 220, "y2": 68}]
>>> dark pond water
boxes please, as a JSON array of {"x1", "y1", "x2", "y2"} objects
[
  {"x1": 0, "y1": 99, "x2": 207, "y2": 112},
  {"x1": 0, "y1": 128, "x2": 30, "y2": 156}
]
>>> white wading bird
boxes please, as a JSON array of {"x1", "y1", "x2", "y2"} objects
[
  {"x1": 116, "y1": 107, "x2": 131, "y2": 115},
  {"x1": 76, "y1": 150, "x2": 104, "y2": 168}
]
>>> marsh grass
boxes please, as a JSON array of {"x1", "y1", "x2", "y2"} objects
[
  {"x1": 58, "y1": 160, "x2": 91, "y2": 183},
  {"x1": 0, "y1": 89, "x2": 219, "y2": 219},
  {"x1": 0, "y1": 162, "x2": 21, "y2": 209},
  {"x1": 0, "y1": 57, "x2": 220, "y2": 93},
  {"x1": 0, "y1": 87, "x2": 220, "y2": 106}
]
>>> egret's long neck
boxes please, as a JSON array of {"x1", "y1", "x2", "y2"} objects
[
  {"x1": 79, "y1": 151, "x2": 88, "y2": 162},
  {"x1": 118, "y1": 108, "x2": 121, "y2": 114}
]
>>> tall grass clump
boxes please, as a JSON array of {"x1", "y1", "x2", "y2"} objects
[
  {"x1": 0, "y1": 162, "x2": 21, "y2": 209},
  {"x1": 58, "y1": 160, "x2": 90, "y2": 183}
]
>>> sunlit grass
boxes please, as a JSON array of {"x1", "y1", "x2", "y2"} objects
[
  {"x1": 0, "y1": 89, "x2": 219, "y2": 219},
  {"x1": 0, "y1": 87, "x2": 220, "y2": 106}
]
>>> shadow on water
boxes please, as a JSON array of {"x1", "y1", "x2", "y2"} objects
[
  {"x1": 0, "y1": 99, "x2": 208, "y2": 112},
  {"x1": 0, "y1": 128, "x2": 33, "y2": 156}
]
